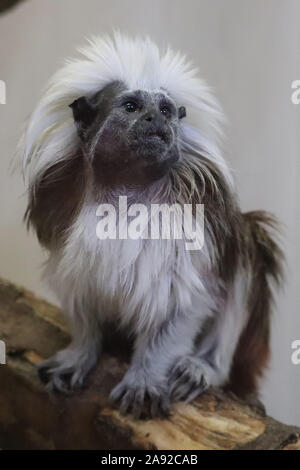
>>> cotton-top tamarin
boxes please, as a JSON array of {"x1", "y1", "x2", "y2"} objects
[{"x1": 22, "y1": 33, "x2": 283, "y2": 418}]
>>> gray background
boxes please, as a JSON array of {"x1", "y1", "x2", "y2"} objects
[{"x1": 0, "y1": 0, "x2": 299, "y2": 425}]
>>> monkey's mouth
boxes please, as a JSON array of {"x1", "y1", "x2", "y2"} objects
[
  {"x1": 147, "y1": 130, "x2": 169, "y2": 143},
  {"x1": 129, "y1": 127, "x2": 173, "y2": 159},
  {"x1": 131, "y1": 126, "x2": 170, "y2": 142}
]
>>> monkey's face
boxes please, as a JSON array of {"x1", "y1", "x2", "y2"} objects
[{"x1": 70, "y1": 81, "x2": 186, "y2": 187}]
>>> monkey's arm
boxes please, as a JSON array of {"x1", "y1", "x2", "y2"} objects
[
  {"x1": 109, "y1": 311, "x2": 202, "y2": 419},
  {"x1": 37, "y1": 294, "x2": 102, "y2": 392},
  {"x1": 168, "y1": 275, "x2": 247, "y2": 402}
]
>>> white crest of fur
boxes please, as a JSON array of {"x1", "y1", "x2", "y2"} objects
[{"x1": 22, "y1": 31, "x2": 233, "y2": 189}]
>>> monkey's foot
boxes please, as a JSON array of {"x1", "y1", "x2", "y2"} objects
[
  {"x1": 168, "y1": 356, "x2": 210, "y2": 403},
  {"x1": 38, "y1": 347, "x2": 98, "y2": 394},
  {"x1": 109, "y1": 372, "x2": 171, "y2": 419}
]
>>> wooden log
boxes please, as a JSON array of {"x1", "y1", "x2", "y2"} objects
[{"x1": 0, "y1": 277, "x2": 299, "y2": 450}]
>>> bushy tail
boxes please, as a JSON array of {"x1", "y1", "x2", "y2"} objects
[{"x1": 227, "y1": 211, "x2": 284, "y2": 398}]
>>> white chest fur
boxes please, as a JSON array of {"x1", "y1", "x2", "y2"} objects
[{"x1": 45, "y1": 201, "x2": 213, "y2": 333}]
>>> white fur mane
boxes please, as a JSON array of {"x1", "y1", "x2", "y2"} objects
[{"x1": 22, "y1": 31, "x2": 233, "y2": 189}]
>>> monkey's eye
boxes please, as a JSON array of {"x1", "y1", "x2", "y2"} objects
[
  {"x1": 124, "y1": 101, "x2": 138, "y2": 112},
  {"x1": 160, "y1": 105, "x2": 171, "y2": 116}
]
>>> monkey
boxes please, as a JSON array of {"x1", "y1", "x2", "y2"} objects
[{"x1": 22, "y1": 32, "x2": 283, "y2": 419}]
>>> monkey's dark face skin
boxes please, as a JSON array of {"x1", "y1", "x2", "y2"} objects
[{"x1": 70, "y1": 81, "x2": 186, "y2": 188}]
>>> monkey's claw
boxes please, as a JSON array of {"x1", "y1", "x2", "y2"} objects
[
  {"x1": 109, "y1": 377, "x2": 171, "y2": 419},
  {"x1": 168, "y1": 356, "x2": 209, "y2": 403},
  {"x1": 37, "y1": 347, "x2": 97, "y2": 394},
  {"x1": 38, "y1": 359, "x2": 88, "y2": 394}
]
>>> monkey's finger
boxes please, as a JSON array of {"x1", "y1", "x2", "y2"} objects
[
  {"x1": 168, "y1": 365, "x2": 184, "y2": 384},
  {"x1": 132, "y1": 389, "x2": 145, "y2": 419},
  {"x1": 109, "y1": 383, "x2": 127, "y2": 403},
  {"x1": 181, "y1": 375, "x2": 208, "y2": 403},
  {"x1": 149, "y1": 392, "x2": 162, "y2": 418},
  {"x1": 170, "y1": 371, "x2": 202, "y2": 400},
  {"x1": 169, "y1": 372, "x2": 189, "y2": 397},
  {"x1": 183, "y1": 385, "x2": 206, "y2": 404},
  {"x1": 70, "y1": 369, "x2": 85, "y2": 389},
  {"x1": 178, "y1": 379, "x2": 201, "y2": 401},
  {"x1": 170, "y1": 382, "x2": 190, "y2": 401},
  {"x1": 156, "y1": 396, "x2": 171, "y2": 418},
  {"x1": 119, "y1": 390, "x2": 135, "y2": 415}
]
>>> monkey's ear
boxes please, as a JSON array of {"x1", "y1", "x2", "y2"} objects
[
  {"x1": 178, "y1": 106, "x2": 186, "y2": 119},
  {"x1": 69, "y1": 96, "x2": 98, "y2": 136}
]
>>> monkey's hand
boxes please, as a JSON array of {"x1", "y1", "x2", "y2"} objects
[
  {"x1": 38, "y1": 346, "x2": 99, "y2": 394},
  {"x1": 109, "y1": 369, "x2": 171, "y2": 419},
  {"x1": 168, "y1": 356, "x2": 211, "y2": 403}
]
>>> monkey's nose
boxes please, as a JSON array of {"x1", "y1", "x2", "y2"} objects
[
  {"x1": 142, "y1": 112, "x2": 167, "y2": 128},
  {"x1": 143, "y1": 112, "x2": 154, "y2": 122}
]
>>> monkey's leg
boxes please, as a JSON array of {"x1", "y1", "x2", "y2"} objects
[
  {"x1": 109, "y1": 313, "x2": 200, "y2": 419},
  {"x1": 168, "y1": 277, "x2": 248, "y2": 403},
  {"x1": 38, "y1": 303, "x2": 102, "y2": 393}
]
